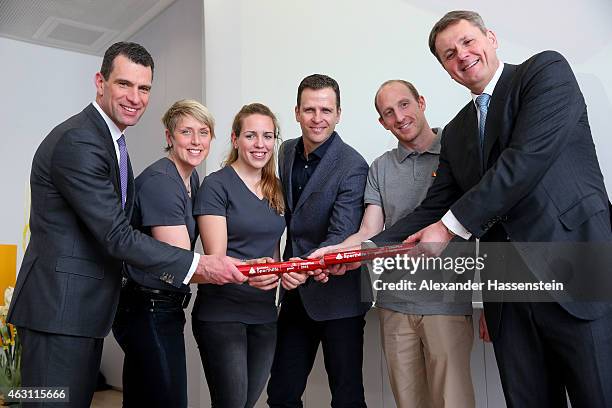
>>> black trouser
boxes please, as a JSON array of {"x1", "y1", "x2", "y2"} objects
[
  {"x1": 193, "y1": 319, "x2": 277, "y2": 408},
  {"x1": 267, "y1": 291, "x2": 367, "y2": 408},
  {"x1": 112, "y1": 287, "x2": 188, "y2": 408},
  {"x1": 493, "y1": 302, "x2": 612, "y2": 408},
  {"x1": 19, "y1": 327, "x2": 103, "y2": 408}
]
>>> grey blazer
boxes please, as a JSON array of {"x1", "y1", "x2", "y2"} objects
[
  {"x1": 8, "y1": 104, "x2": 194, "y2": 338},
  {"x1": 280, "y1": 133, "x2": 370, "y2": 321}
]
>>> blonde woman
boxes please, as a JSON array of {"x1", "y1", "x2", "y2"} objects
[{"x1": 113, "y1": 99, "x2": 214, "y2": 408}]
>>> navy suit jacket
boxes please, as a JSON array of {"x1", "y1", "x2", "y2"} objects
[
  {"x1": 280, "y1": 133, "x2": 370, "y2": 321},
  {"x1": 373, "y1": 51, "x2": 612, "y2": 337},
  {"x1": 8, "y1": 104, "x2": 194, "y2": 338}
]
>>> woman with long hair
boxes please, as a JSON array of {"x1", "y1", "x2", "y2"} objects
[{"x1": 192, "y1": 103, "x2": 306, "y2": 407}]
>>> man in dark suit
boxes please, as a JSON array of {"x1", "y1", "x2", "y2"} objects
[
  {"x1": 370, "y1": 10, "x2": 612, "y2": 408},
  {"x1": 266, "y1": 74, "x2": 370, "y2": 407},
  {"x1": 8, "y1": 42, "x2": 246, "y2": 407}
]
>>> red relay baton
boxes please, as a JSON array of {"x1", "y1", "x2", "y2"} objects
[
  {"x1": 238, "y1": 242, "x2": 417, "y2": 277},
  {"x1": 237, "y1": 259, "x2": 324, "y2": 277},
  {"x1": 322, "y1": 242, "x2": 417, "y2": 266}
]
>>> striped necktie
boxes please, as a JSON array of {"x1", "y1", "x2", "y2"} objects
[
  {"x1": 476, "y1": 93, "x2": 491, "y2": 160},
  {"x1": 117, "y1": 134, "x2": 128, "y2": 209}
]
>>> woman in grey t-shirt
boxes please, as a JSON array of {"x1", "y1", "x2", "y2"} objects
[
  {"x1": 193, "y1": 103, "x2": 306, "y2": 407},
  {"x1": 113, "y1": 99, "x2": 214, "y2": 408}
]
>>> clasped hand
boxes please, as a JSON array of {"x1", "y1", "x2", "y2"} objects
[{"x1": 245, "y1": 257, "x2": 308, "y2": 290}]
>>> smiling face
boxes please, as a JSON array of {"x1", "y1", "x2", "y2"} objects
[
  {"x1": 95, "y1": 54, "x2": 152, "y2": 131},
  {"x1": 166, "y1": 115, "x2": 211, "y2": 172},
  {"x1": 377, "y1": 82, "x2": 427, "y2": 147},
  {"x1": 295, "y1": 87, "x2": 341, "y2": 155},
  {"x1": 232, "y1": 113, "x2": 276, "y2": 171},
  {"x1": 434, "y1": 19, "x2": 500, "y2": 94}
]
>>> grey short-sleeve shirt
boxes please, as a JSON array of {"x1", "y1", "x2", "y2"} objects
[
  {"x1": 192, "y1": 166, "x2": 286, "y2": 324},
  {"x1": 127, "y1": 157, "x2": 199, "y2": 293},
  {"x1": 366, "y1": 128, "x2": 472, "y2": 315},
  {"x1": 365, "y1": 130, "x2": 441, "y2": 228}
]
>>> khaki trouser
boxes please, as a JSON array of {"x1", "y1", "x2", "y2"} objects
[{"x1": 378, "y1": 308, "x2": 475, "y2": 408}]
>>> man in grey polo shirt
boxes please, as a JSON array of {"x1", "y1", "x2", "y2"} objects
[{"x1": 312, "y1": 79, "x2": 474, "y2": 408}]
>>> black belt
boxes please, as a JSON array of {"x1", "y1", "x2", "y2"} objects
[{"x1": 123, "y1": 281, "x2": 192, "y2": 309}]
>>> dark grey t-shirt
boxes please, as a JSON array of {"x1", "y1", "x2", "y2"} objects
[
  {"x1": 127, "y1": 157, "x2": 199, "y2": 293},
  {"x1": 192, "y1": 165, "x2": 286, "y2": 324}
]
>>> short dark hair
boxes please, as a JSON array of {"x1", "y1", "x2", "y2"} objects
[
  {"x1": 100, "y1": 42, "x2": 154, "y2": 80},
  {"x1": 297, "y1": 74, "x2": 341, "y2": 109},
  {"x1": 374, "y1": 80, "x2": 421, "y2": 116},
  {"x1": 428, "y1": 10, "x2": 487, "y2": 62}
]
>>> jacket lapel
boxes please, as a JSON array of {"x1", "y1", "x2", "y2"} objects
[
  {"x1": 281, "y1": 139, "x2": 297, "y2": 212},
  {"x1": 125, "y1": 155, "x2": 135, "y2": 217},
  {"x1": 483, "y1": 64, "x2": 517, "y2": 168},
  {"x1": 294, "y1": 134, "x2": 343, "y2": 213},
  {"x1": 84, "y1": 104, "x2": 123, "y2": 206},
  {"x1": 458, "y1": 103, "x2": 483, "y2": 182}
]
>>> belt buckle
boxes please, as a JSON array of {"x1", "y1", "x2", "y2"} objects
[{"x1": 181, "y1": 292, "x2": 192, "y2": 309}]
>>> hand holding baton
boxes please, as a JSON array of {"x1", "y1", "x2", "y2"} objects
[{"x1": 237, "y1": 242, "x2": 417, "y2": 277}]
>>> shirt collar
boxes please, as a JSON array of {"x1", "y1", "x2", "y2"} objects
[
  {"x1": 295, "y1": 131, "x2": 337, "y2": 160},
  {"x1": 93, "y1": 101, "x2": 124, "y2": 143},
  {"x1": 396, "y1": 127, "x2": 443, "y2": 162},
  {"x1": 471, "y1": 61, "x2": 504, "y2": 106}
]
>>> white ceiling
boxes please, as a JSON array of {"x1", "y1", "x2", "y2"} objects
[{"x1": 0, "y1": 0, "x2": 177, "y2": 55}]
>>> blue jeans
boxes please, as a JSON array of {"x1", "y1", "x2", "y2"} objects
[
  {"x1": 112, "y1": 289, "x2": 188, "y2": 408},
  {"x1": 193, "y1": 319, "x2": 277, "y2": 408}
]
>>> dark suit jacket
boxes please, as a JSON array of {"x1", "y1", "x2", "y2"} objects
[
  {"x1": 373, "y1": 51, "x2": 612, "y2": 337},
  {"x1": 280, "y1": 133, "x2": 370, "y2": 321},
  {"x1": 8, "y1": 104, "x2": 194, "y2": 338}
]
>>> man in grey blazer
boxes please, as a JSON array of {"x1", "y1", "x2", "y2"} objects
[
  {"x1": 267, "y1": 74, "x2": 370, "y2": 407},
  {"x1": 371, "y1": 10, "x2": 612, "y2": 408},
  {"x1": 8, "y1": 42, "x2": 245, "y2": 407}
]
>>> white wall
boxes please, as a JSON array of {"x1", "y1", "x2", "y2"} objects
[
  {"x1": 0, "y1": 37, "x2": 101, "y2": 266},
  {"x1": 203, "y1": 0, "x2": 612, "y2": 196},
  {"x1": 124, "y1": 0, "x2": 205, "y2": 176}
]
